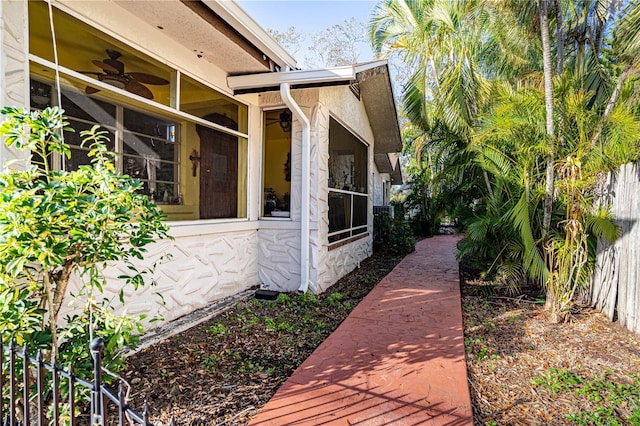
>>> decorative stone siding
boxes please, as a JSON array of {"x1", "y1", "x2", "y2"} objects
[
  {"x1": 0, "y1": 0, "x2": 29, "y2": 166},
  {"x1": 257, "y1": 90, "x2": 320, "y2": 293},
  {"x1": 318, "y1": 234, "x2": 372, "y2": 294},
  {"x1": 312, "y1": 88, "x2": 375, "y2": 294},
  {"x1": 64, "y1": 228, "x2": 259, "y2": 326},
  {"x1": 258, "y1": 228, "x2": 301, "y2": 292}
]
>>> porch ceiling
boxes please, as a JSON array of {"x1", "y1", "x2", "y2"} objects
[{"x1": 113, "y1": 0, "x2": 297, "y2": 75}]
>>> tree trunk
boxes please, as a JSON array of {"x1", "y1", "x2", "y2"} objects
[
  {"x1": 540, "y1": 0, "x2": 555, "y2": 239},
  {"x1": 554, "y1": 0, "x2": 565, "y2": 75},
  {"x1": 590, "y1": 65, "x2": 633, "y2": 147}
]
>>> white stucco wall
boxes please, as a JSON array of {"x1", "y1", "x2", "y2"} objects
[
  {"x1": 64, "y1": 223, "x2": 260, "y2": 327},
  {"x1": 0, "y1": 0, "x2": 30, "y2": 167}
]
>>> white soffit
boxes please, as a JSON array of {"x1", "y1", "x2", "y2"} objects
[{"x1": 113, "y1": 0, "x2": 296, "y2": 75}]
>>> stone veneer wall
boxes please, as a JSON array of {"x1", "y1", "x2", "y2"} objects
[
  {"x1": 0, "y1": 0, "x2": 30, "y2": 166},
  {"x1": 63, "y1": 227, "x2": 259, "y2": 327}
]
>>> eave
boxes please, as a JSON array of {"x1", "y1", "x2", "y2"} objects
[{"x1": 227, "y1": 61, "x2": 403, "y2": 156}]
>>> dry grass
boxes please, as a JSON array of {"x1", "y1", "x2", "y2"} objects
[{"x1": 462, "y1": 282, "x2": 640, "y2": 425}]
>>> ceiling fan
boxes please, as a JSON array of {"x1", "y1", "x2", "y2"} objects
[
  {"x1": 80, "y1": 49, "x2": 169, "y2": 100},
  {"x1": 266, "y1": 110, "x2": 292, "y2": 132}
]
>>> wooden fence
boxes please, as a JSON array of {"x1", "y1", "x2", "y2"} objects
[{"x1": 590, "y1": 162, "x2": 640, "y2": 335}]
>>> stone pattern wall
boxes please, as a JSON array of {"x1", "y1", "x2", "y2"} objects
[
  {"x1": 257, "y1": 90, "x2": 319, "y2": 292},
  {"x1": 313, "y1": 88, "x2": 374, "y2": 294},
  {"x1": 64, "y1": 228, "x2": 259, "y2": 327},
  {"x1": 319, "y1": 237, "x2": 372, "y2": 294},
  {"x1": 258, "y1": 229, "x2": 301, "y2": 292},
  {"x1": 0, "y1": 0, "x2": 29, "y2": 166}
]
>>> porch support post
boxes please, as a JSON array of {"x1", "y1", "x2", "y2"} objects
[{"x1": 280, "y1": 82, "x2": 311, "y2": 293}]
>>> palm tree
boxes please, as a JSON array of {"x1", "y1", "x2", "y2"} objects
[{"x1": 370, "y1": 0, "x2": 640, "y2": 322}]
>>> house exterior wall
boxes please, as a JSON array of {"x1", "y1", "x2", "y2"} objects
[
  {"x1": 255, "y1": 86, "x2": 378, "y2": 295},
  {"x1": 1, "y1": 1, "x2": 390, "y2": 329},
  {"x1": 0, "y1": 0, "x2": 29, "y2": 166},
  {"x1": 315, "y1": 87, "x2": 375, "y2": 293},
  {"x1": 373, "y1": 172, "x2": 392, "y2": 206},
  {"x1": 255, "y1": 89, "x2": 319, "y2": 292},
  {"x1": 3, "y1": 1, "x2": 266, "y2": 327},
  {"x1": 66, "y1": 224, "x2": 259, "y2": 324}
]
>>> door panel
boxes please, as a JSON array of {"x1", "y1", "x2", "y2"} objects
[{"x1": 197, "y1": 114, "x2": 238, "y2": 219}]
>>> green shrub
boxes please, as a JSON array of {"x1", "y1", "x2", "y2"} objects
[
  {"x1": 0, "y1": 107, "x2": 171, "y2": 402},
  {"x1": 375, "y1": 212, "x2": 415, "y2": 255}
]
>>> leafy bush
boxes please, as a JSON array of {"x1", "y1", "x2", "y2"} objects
[
  {"x1": 374, "y1": 212, "x2": 415, "y2": 255},
  {"x1": 0, "y1": 107, "x2": 170, "y2": 398}
]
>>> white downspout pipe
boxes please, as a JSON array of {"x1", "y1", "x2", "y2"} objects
[{"x1": 280, "y1": 83, "x2": 311, "y2": 293}]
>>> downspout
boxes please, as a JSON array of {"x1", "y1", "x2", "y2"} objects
[{"x1": 280, "y1": 82, "x2": 311, "y2": 293}]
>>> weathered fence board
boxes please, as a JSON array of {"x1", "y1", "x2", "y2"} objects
[{"x1": 590, "y1": 162, "x2": 640, "y2": 335}]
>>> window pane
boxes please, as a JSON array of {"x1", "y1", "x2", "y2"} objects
[
  {"x1": 328, "y1": 118, "x2": 368, "y2": 194},
  {"x1": 353, "y1": 194, "x2": 368, "y2": 227},
  {"x1": 62, "y1": 91, "x2": 116, "y2": 127},
  {"x1": 123, "y1": 133, "x2": 175, "y2": 162},
  {"x1": 197, "y1": 121, "x2": 247, "y2": 219},
  {"x1": 328, "y1": 118, "x2": 369, "y2": 244},
  {"x1": 180, "y1": 75, "x2": 248, "y2": 134},
  {"x1": 329, "y1": 192, "x2": 351, "y2": 234},
  {"x1": 29, "y1": 2, "x2": 172, "y2": 106},
  {"x1": 263, "y1": 109, "x2": 292, "y2": 217}
]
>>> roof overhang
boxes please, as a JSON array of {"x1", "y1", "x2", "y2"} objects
[
  {"x1": 203, "y1": 1, "x2": 298, "y2": 71},
  {"x1": 227, "y1": 61, "x2": 403, "y2": 156},
  {"x1": 390, "y1": 153, "x2": 404, "y2": 185},
  {"x1": 112, "y1": 0, "x2": 297, "y2": 75}
]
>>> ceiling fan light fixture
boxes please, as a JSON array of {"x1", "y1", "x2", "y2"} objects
[
  {"x1": 102, "y1": 77, "x2": 127, "y2": 89},
  {"x1": 279, "y1": 110, "x2": 292, "y2": 132}
]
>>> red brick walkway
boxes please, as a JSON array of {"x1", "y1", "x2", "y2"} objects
[{"x1": 250, "y1": 235, "x2": 472, "y2": 425}]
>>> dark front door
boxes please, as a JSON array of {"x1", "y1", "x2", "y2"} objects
[{"x1": 197, "y1": 114, "x2": 238, "y2": 219}]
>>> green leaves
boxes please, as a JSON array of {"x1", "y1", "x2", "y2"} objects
[{"x1": 0, "y1": 106, "x2": 171, "y2": 380}]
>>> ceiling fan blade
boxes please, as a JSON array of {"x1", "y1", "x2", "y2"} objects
[
  {"x1": 128, "y1": 72, "x2": 169, "y2": 85},
  {"x1": 125, "y1": 80, "x2": 154, "y2": 99},
  {"x1": 92, "y1": 60, "x2": 119, "y2": 74},
  {"x1": 86, "y1": 86, "x2": 101, "y2": 95}
]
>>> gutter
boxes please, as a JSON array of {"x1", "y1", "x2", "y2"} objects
[{"x1": 279, "y1": 83, "x2": 311, "y2": 293}]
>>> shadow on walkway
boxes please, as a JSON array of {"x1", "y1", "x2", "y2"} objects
[{"x1": 250, "y1": 235, "x2": 473, "y2": 426}]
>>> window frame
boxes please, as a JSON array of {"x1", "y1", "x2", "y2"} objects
[
  {"x1": 27, "y1": 2, "x2": 253, "y2": 220},
  {"x1": 327, "y1": 116, "x2": 370, "y2": 246},
  {"x1": 261, "y1": 107, "x2": 293, "y2": 220}
]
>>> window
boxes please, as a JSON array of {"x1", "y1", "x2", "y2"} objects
[
  {"x1": 32, "y1": 80, "x2": 181, "y2": 203},
  {"x1": 262, "y1": 109, "x2": 292, "y2": 218},
  {"x1": 27, "y1": 2, "x2": 250, "y2": 220},
  {"x1": 328, "y1": 118, "x2": 368, "y2": 244}
]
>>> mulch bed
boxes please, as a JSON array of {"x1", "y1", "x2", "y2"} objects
[{"x1": 462, "y1": 280, "x2": 640, "y2": 425}]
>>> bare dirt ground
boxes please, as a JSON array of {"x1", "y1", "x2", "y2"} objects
[
  {"x1": 462, "y1": 281, "x2": 640, "y2": 425},
  {"x1": 124, "y1": 245, "x2": 640, "y2": 425}
]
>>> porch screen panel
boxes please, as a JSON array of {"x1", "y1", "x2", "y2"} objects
[{"x1": 328, "y1": 117, "x2": 369, "y2": 245}]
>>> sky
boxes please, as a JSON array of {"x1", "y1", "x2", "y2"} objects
[{"x1": 236, "y1": 0, "x2": 378, "y2": 64}]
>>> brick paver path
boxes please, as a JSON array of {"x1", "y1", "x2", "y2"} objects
[{"x1": 250, "y1": 235, "x2": 473, "y2": 425}]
